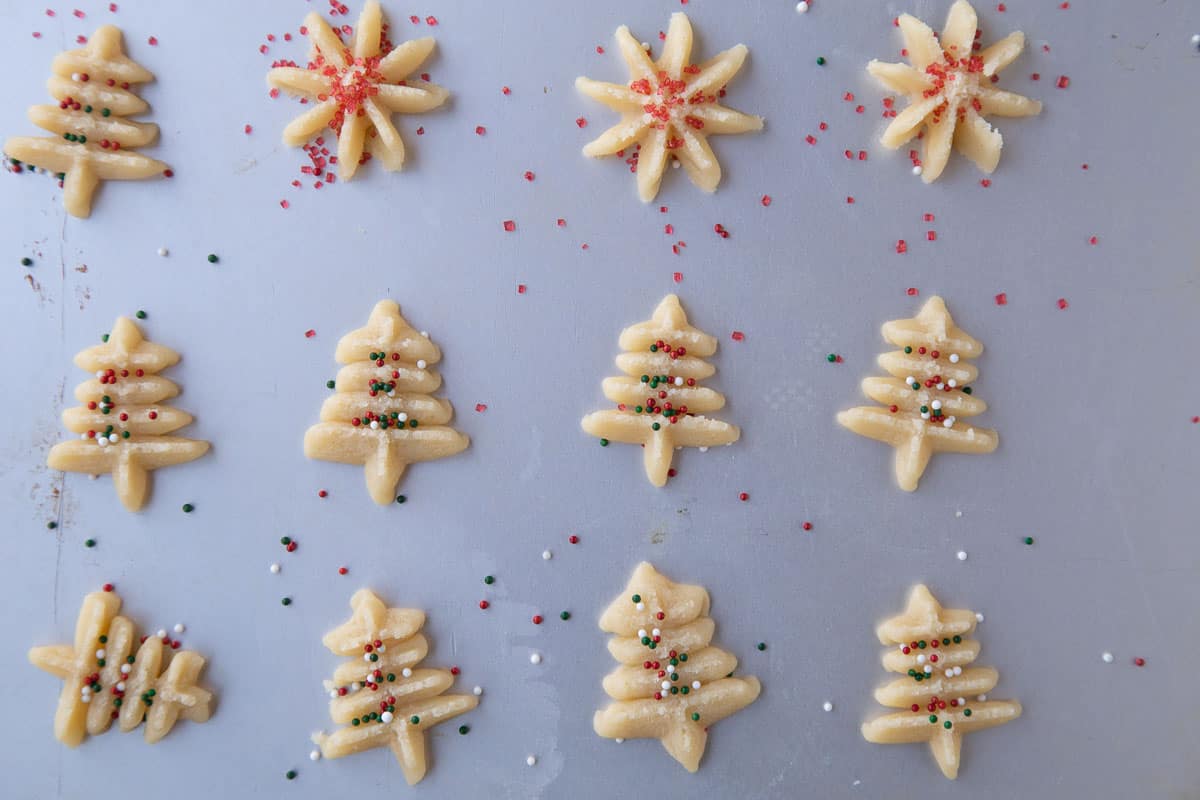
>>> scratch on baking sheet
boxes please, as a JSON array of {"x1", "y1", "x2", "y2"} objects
[{"x1": 234, "y1": 157, "x2": 259, "y2": 173}]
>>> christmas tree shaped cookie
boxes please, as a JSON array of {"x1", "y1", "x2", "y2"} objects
[
  {"x1": 867, "y1": 0, "x2": 1042, "y2": 183},
  {"x1": 575, "y1": 12, "x2": 763, "y2": 202},
  {"x1": 313, "y1": 589, "x2": 477, "y2": 785},
  {"x1": 3, "y1": 26, "x2": 169, "y2": 218},
  {"x1": 837, "y1": 296, "x2": 997, "y2": 491},
  {"x1": 862, "y1": 585, "x2": 1021, "y2": 779},
  {"x1": 29, "y1": 587, "x2": 213, "y2": 747},
  {"x1": 267, "y1": 0, "x2": 449, "y2": 180},
  {"x1": 47, "y1": 317, "x2": 209, "y2": 511},
  {"x1": 304, "y1": 301, "x2": 469, "y2": 505},
  {"x1": 581, "y1": 295, "x2": 739, "y2": 486},
  {"x1": 593, "y1": 563, "x2": 760, "y2": 772}
]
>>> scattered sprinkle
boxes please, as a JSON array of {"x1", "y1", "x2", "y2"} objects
[
  {"x1": 47, "y1": 521, "x2": 58, "y2": 530},
  {"x1": 823, "y1": 701, "x2": 834, "y2": 712},
  {"x1": 181, "y1": 503, "x2": 194, "y2": 513},
  {"x1": 21, "y1": 257, "x2": 33, "y2": 267},
  {"x1": 731, "y1": 330, "x2": 745, "y2": 341},
  {"x1": 530, "y1": 652, "x2": 542, "y2": 665},
  {"x1": 1057, "y1": 298, "x2": 1069, "y2": 310},
  {"x1": 1023, "y1": 536, "x2": 1034, "y2": 546},
  {"x1": 1133, "y1": 657, "x2": 1145, "y2": 667},
  {"x1": 956, "y1": 550, "x2": 968, "y2": 561},
  {"x1": 760, "y1": 195, "x2": 771, "y2": 207},
  {"x1": 542, "y1": 550, "x2": 552, "y2": 560},
  {"x1": 206, "y1": 254, "x2": 218, "y2": 264},
  {"x1": 269, "y1": 563, "x2": 281, "y2": 574},
  {"x1": 84, "y1": 538, "x2": 96, "y2": 548},
  {"x1": 475, "y1": 125, "x2": 486, "y2": 136},
  {"x1": 816, "y1": 56, "x2": 826, "y2": 66},
  {"x1": 473, "y1": 685, "x2": 483, "y2": 696},
  {"x1": 285, "y1": 770, "x2": 297, "y2": 780},
  {"x1": 478, "y1": 600, "x2": 490, "y2": 609},
  {"x1": 1102, "y1": 652, "x2": 1114, "y2": 663},
  {"x1": 756, "y1": 642, "x2": 767, "y2": 651},
  {"x1": 802, "y1": 521, "x2": 813, "y2": 531},
  {"x1": 575, "y1": 117, "x2": 588, "y2": 128},
  {"x1": 309, "y1": 750, "x2": 321, "y2": 761},
  {"x1": 526, "y1": 755, "x2": 537, "y2": 767},
  {"x1": 560, "y1": 611, "x2": 571, "y2": 620},
  {"x1": 796, "y1": 1, "x2": 810, "y2": 13},
  {"x1": 502, "y1": 220, "x2": 516, "y2": 232},
  {"x1": 484, "y1": 575, "x2": 494, "y2": 585},
  {"x1": 396, "y1": 495, "x2": 406, "y2": 504},
  {"x1": 281, "y1": 597, "x2": 292, "y2": 606},
  {"x1": 994, "y1": 292, "x2": 1008, "y2": 306},
  {"x1": 738, "y1": 492, "x2": 749, "y2": 502},
  {"x1": 157, "y1": 247, "x2": 168, "y2": 257},
  {"x1": 458, "y1": 725, "x2": 470, "y2": 734}
]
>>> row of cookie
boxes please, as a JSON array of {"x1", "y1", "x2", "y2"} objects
[
  {"x1": 47, "y1": 295, "x2": 995, "y2": 510},
  {"x1": 4, "y1": 1, "x2": 1043, "y2": 217},
  {"x1": 32, "y1": 566, "x2": 1018, "y2": 781}
]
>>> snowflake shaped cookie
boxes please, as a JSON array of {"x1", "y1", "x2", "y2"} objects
[
  {"x1": 868, "y1": 0, "x2": 1041, "y2": 183},
  {"x1": 267, "y1": 0, "x2": 448, "y2": 180},
  {"x1": 575, "y1": 12, "x2": 763, "y2": 202}
]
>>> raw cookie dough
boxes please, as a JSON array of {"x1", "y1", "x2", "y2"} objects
[
  {"x1": 28, "y1": 587, "x2": 213, "y2": 747},
  {"x1": 304, "y1": 300, "x2": 469, "y2": 505},
  {"x1": 3, "y1": 25, "x2": 168, "y2": 218},
  {"x1": 593, "y1": 562, "x2": 760, "y2": 772},
  {"x1": 581, "y1": 295, "x2": 739, "y2": 487},
  {"x1": 837, "y1": 296, "x2": 997, "y2": 491},
  {"x1": 575, "y1": 12, "x2": 763, "y2": 202},
  {"x1": 312, "y1": 589, "x2": 477, "y2": 785},
  {"x1": 46, "y1": 317, "x2": 209, "y2": 511},
  {"x1": 862, "y1": 585, "x2": 1021, "y2": 779},
  {"x1": 267, "y1": 0, "x2": 448, "y2": 180},
  {"x1": 868, "y1": 0, "x2": 1041, "y2": 183}
]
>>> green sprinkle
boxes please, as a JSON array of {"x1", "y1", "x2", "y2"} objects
[
  {"x1": 952, "y1": 635, "x2": 961, "y2": 644},
  {"x1": 560, "y1": 611, "x2": 570, "y2": 620},
  {"x1": 929, "y1": 714, "x2": 938, "y2": 723},
  {"x1": 410, "y1": 716, "x2": 420, "y2": 725},
  {"x1": 147, "y1": 689, "x2": 155, "y2": 697},
  {"x1": 826, "y1": 353, "x2": 837, "y2": 362},
  {"x1": 97, "y1": 659, "x2": 105, "y2": 667},
  {"x1": 395, "y1": 495, "x2": 407, "y2": 504},
  {"x1": 816, "y1": 56, "x2": 826, "y2": 65},
  {"x1": 83, "y1": 105, "x2": 92, "y2": 113},
  {"x1": 181, "y1": 503, "x2": 194, "y2": 513},
  {"x1": 46, "y1": 521, "x2": 57, "y2": 530},
  {"x1": 101, "y1": 108, "x2": 111, "y2": 117},
  {"x1": 599, "y1": 438, "x2": 609, "y2": 446},
  {"x1": 351, "y1": 717, "x2": 361, "y2": 726},
  {"x1": 756, "y1": 642, "x2": 766, "y2": 651},
  {"x1": 386, "y1": 673, "x2": 396, "y2": 682},
  {"x1": 207, "y1": 254, "x2": 219, "y2": 263},
  {"x1": 944, "y1": 721, "x2": 953, "y2": 729},
  {"x1": 113, "y1": 697, "x2": 122, "y2": 707},
  {"x1": 285, "y1": 770, "x2": 297, "y2": 780},
  {"x1": 918, "y1": 640, "x2": 926, "y2": 649},
  {"x1": 121, "y1": 431, "x2": 130, "y2": 439},
  {"x1": 20, "y1": 257, "x2": 33, "y2": 267},
  {"x1": 904, "y1": 346, "x2": 912, "y2": 354},
  {"x1": 631, "y1": 594, "x2": 641, "y2": 603},
  {"x1": 326, "y1": 380, "x2": 335, "y2": 389},
  {"x1": 678, "y1": 653, "x2": 687, "y2": 662},
  {"x1": 484, "y1": 575, "x2": 495, "y2": 585},
  {"x1": 281, "y1": 597, "x2": 292, "y2": 606},
  {"x1": 691, "y1": 712, "x2": 700, "y2": 722},
  {"x1": 458, "y1": 725, "x2": 470, "y2": 735},
  {"x1": 98, "y1": 635, "x2": 107, "y2": 643},
  {"x1": 651, "y1": 422, "x2": 661, "y2": 431},
  {"x1": 78, "y1": 135, "x2": 86, "y2": 144},
  {"x1": 280, "y1": 536, "x2": 292, "y2": 545},
  {"x1": 135, "y1": 310, "x2": 146, "y2": 319},
  {"x1": 1023, "y1": 536, "x2": 1034, "y2": 545},
  {"x1": 641, "y1": 636, "x2": 651, "y2": 645},
  {"x1": 126, "y1": 656, "x2": 134, "y2": 664},
  {"x1": 680, "y1": 686, "x2": 689, "y2": 695},
  {"x1": 962, "y1": 386, "x2": 973, "y2": 394},
  {"x1": 85, "y1": 538, "x2": 96, "y2": 548},
  {"x1": 963, "y1": 708, "x2": 972, "y2": 717}
]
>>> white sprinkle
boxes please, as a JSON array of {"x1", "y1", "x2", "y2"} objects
[
  {"x1": 956, "y1": 697, "x2": 965, "y2": 706},
  {"x1": 822, "y1": 701, "x2": 834, "y2": 712},
  {"x1": 328, "y1": 689, "x2": 338, "y2": 699},
  {"x1": 530, "y1": 653, "x2": 542, "y2": 665},
  {"x1": 916, "y1": 654, "x2": 926, "y2": 664},
  {"x1": 157, "y1": 247, "x2": 169, "y2": 257},
  {"x1": 120, "y1": 664, "x2": 131, "y2": 675},
  {"x1": 173, "y1": 623, "x2": 185, "y2": 634},
  {"x1": 635, "y1": 602, "x2": 645, "y2": 611},
  {"x1": 380, "y1": 711, "x2": 394, "y2": 724},
  {"x1": 115, "y1": 681, "x2": 125, "y2": 692},
  {"x1": 526, "y1": 755, "x2": 537, "y2": 767},
  {"x1": 472, "y1": 685, "x2": 483, "y2": 696},
  {"x1": 931, "y1": 400, "x2": 942, "y2": 411},
  {"x1": 270, "y1": 563, "x2": 281, "y2": 574},
  {"x1": 309, "y1": 750, "x2": 321, "y2": 762},
  {"x1": 796, "y1": 0, "x2": 810, "y2": 13},
  {"x1": 954, "y1": 666, "x2": 962, "y2": 676},
  {"x1": 156, "y1": 629, "x2": 167, "y2": 639},
  {"x1": 97, "y1": 437, "x2": 108, "y2": 448},
  {"x1": 923, "y1": 664, "x2": 932, "y2": 673},
  {"x1": 949, "y1": 353, "x2": 960, "y2": 363},
  {"x1": 912, "y1": 165, "x2": 923, "y2": 176},
  {"x1": 402, "y1": 667, "x2": 412, "y2": 678},
  {"x1": 369, "y1": 420, "x2": 379, "y2": 430},
  {"x1": 1192, "y1": 33, "x2": 1200, "y2": 45},
  {"x1": 945, "y1": 669, "x2": 954, "y2": 678},
  {"x1": 661, "y1": 680, "x2": 672, "y2": 691},
  {"x1": 637, "y1": 629, "x2": 647, "y2": 639},
  {"x1": 698, "y1": 446, "x2": 708, "y2": 453},
  {"x1": 396, "y1": 412, "x2": 407, "y2": 422},
  {"x1": 420, "y1": 331, "x2": 429, "y2": 338},
  {"x1": 948, "y1": 379, "x2": 958, "y2": 388},
  {"x1": 1102, "y1": 651, "x2": 1114, "y2": 663},
  {"x1": 674, "y1": 377, "x2": 683, "y2": 386},
  {"x1": 108, "y1": 433, "x2": 119, "y2": 443},
  {"x1": 80, "y1": 693, "x2": 91, "y2": 703},
  {"x1": 955, "y1": 510, "x2": 963, "y2": 518},
  {"x1": 977, "y1": 694, "x2": 987, "y2": 701},
  {"x1": 957, "y1": 550, "x2": 968, "y2": 561},
  {"x1": 350, "y1": 682, "x2": 361, "y2": 691},
  {"x1": 416, "y1": 359, "x2": 427, "y2": 369},
  {"x1": 363, "y1": 653, "x2": 372, "y2": 663},
  {"x1": 904, "y1": 375, "x2": 915, "y2": 385},
  {"x1": 975, "y1": 612, "x2": 985, "y2": 623},
  {"x1": 542, "y1": 550, "x2": 552, "y2": 560},
  {"x1": 943, "y1": 418, "x2": 954, "y2": 428},
  {"x1": 692, "y1": 681, "x2": 701, "y2": 690},
  {"x1": 376, "y1": 644, "x2": 385, "y2": 653},
  {"x1": 95, "y1": 648, "x2": 105, "y2": 659},
  {"x1": 615, "y1": 738, "x2": 624, "y2": 743}
]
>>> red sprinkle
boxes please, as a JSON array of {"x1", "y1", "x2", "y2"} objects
[
  {"x1": 304, "y1": 329, "x2": 316, "y2": 338},
  {"x1": 995, "y1": 292, "x2": 1008, "y2": 305},
  {"x1": 1134, "y1": 657, "x2": 1145, "y2": 667},
  {"x1": 556, "y1": 218, "x2": 566, "y2": 227},
  {"x1": 1056, "y1": 75, "x2": 1070, "y2": 89},
  {"x1": 906, "y1": 287, "x2": 919, "y2": 296},
  {"x1": 147, "y1": 36, "x2": 157, "y2": 46},
  {"x1": 760, "y1": 195, "x2": 772, "y2": 207},
  {"x1": 523, "y1": 170, "x2": 535, "y2": 182},
  {"x1": 103, "y1": 583, "x2": 114, "y2": 592},
  {"x1": 980, "y1": 179, "x2": 992, "y2": 188},
  {"x1": 672, "y1": 271, "x2": 683, "y2": 283},
  {"x1": 1088, "y1": 236, "x2": 1098, "y2": 245},
  {"x1": 338, "y1": 566, "x2": 348, "y2": 575},
  {"x1": 450, "y1": 666, "x2": 460, "y2": 675},
  {"x1": 1057, "y1": 298, "x2": 1069, "y2": 310},
  {"x1": 286, "y1": 541, "x2": 298, "y2": 553},
  {"x1": 738, "y1": 492, "x2": 749, "y2": 502},
  {"x1": 475, "y1": 403, "x2": 488, "y2": 413},
  {"x1": 475, "y1": 125, "x2": 486, "y2": 136},
  {"x1": 896, "y1": 239, "x2": 908, "y2": 254},
  {"x1": 318, "y1": 489, "x2": 328, "y2": 498},
  {"x1": 927, "y1": 231, "x2": 937, "y2": 242},
  {"x1": 517, "y1": 284, "x2": 526, "y2": 294},
  {"x1": 244, "y1": 124, "x2": 253, "y2": 134},
  {"x1": 731, "y1": 331, "x2": 745, "y2": 341},
  {"x1": 425, "y1": 15, "x2": 438, "y2": 25},
  {"x1": 568, "y1": 535, "x2": 580, "y2": 544},
  {"x1": 501, "y1": 86, "x2": 511, "y2": 95},
  {"x1": 802, "y1": 521, "x2": 813, "y2": 531},
  {"x1": 502, "y1": 220, "x2": 516, "y2": 232},
  {"x1": 478, "y1": 600, "x2": 489, "y2": 610},
  {"x1": 575, "y1": 117, "x2": 588, "y2": 128},
  {"x1": 532, "y1": 615, "x2": 543, "y2": 625}
]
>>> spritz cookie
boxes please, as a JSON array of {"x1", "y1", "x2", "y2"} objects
[
  {"x1": 304, "y1": 300, "x2": 468, "y2": 505},
  {"x1": 4, "y1": 26, "x2": 169, "y2": 218},
  {"x1": 268, "y1": 0, "x2": 448, "y2": 180},
  {"x1": 46, "y1": 317, "x2": 209, "y2": 511},
  {"x1": 29, "y1": 586, "x2": 213, "y2": 747},
  {"x1": 862, "y1": 585, "x2": 1021, "y2": 779},
  {"x1": 581, "y1": 295, "x2": 738, "y2": 487},
  {"x1": 593, "y1": 562, "x2": 760, "y2": 772},
  {"x1": 837, "y1": 296, "x2": 996, "y2": 491},
  {"x1": 576, "y1": 12, "x2": 763, "y2": 202},
  {"x1": 868, "y1": 0, "x2": 1041, "y2": 182},
  {"x1": 312, "y1": 589, "x2": 477, "y2": 785}
]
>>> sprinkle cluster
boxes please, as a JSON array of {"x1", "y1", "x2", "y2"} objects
[{"x1": 630, "y1": 594, "x2": 702, "y2": 717}]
